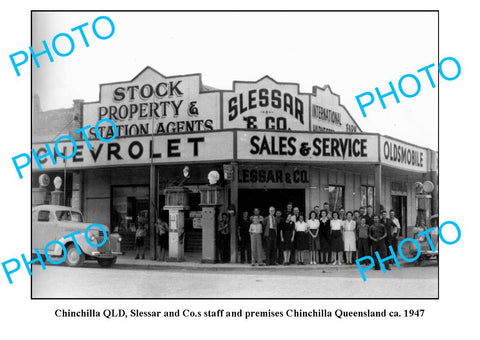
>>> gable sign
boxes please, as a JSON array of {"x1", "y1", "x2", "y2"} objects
[
  {"x1": 223, "y1": 76, "x2": 310, "y2": 131},
  {"x1": 311, "y1": 86, "x2": 361, "y2": 133},
  {"x1": 83, "y1": 67, "x2": 220, "y2": 139}
]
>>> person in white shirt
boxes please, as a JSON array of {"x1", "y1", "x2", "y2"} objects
[
  {"x1": 342, "y1": 211, "x2": 357, "y2": 264},
  {"x1": 307, "y1": 211, "x2": 320, "y2": 264},
  {"x1": 294, "y1": 215, "x2": 308, "y2": 265},
  {"x1": 249, "y1": 215, "x2": 265, "y2": 266},
  {"x1": 330, "y1": 211, "x2": 344, "y2": 265},
  {"x1": 389, "y1": 209, "x2": 401, "y2": 254}
]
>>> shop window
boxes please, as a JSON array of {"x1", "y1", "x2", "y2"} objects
[
  {"x1": 361, "y1": 185, "x2": 375, "y2": 208},
  {"x1": 328, "y1": 185, "x2": 344, "y2": 212}
]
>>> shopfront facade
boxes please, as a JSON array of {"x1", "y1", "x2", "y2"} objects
[{"x1": 32, "y1": 67, "x2": 438, "y2": 262}]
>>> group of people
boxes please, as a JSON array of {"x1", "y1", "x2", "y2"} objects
[
  {"x1": 134, "y1": 216, "x2": 169, "y2": 261},
  {"x1": 235, "y1": 202, "x2": 402, "y2": 270}
]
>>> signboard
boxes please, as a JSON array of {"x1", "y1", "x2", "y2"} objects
[
  {"x1": 169, "y1": 213, "x2": 177, "y2": 232},
  {"x1": 192, "y1": 217, "x2": 202, "y2": 229},
  {"x1": 32, "y1": 131, "x2": 234, "y2": 170},
  {"x1": 310, "y1": 86, "x2": 361, "y2": 133},
  {"x1": 189, "y1": 211, "x2": 202, "y2": 229},
  {"x1": 82, "y1": 67, "x2": 220, "y2": 139},
  {"x1": 380, "y1": 136, "x2": 428, "y2": 172},
  {"x1": 237, "y1": 131, "x2": 379, "y2": 163},
  {"x1": 223, "y1": 164, "x2": 233, "y2": 181},
  {"x1": 223, "y1": 76, "x2": 310, "y2": 131},
  {"x1": 238, "y1": 166, "x2": 309, "y2": 188}
]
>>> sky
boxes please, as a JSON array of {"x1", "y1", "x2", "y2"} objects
[{"x1": 32, "y1": 11, "x2": 438, "y2": 149}]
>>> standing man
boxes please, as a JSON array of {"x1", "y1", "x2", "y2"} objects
[
  {"x1": 369, "y1": 215, "x2": 390, "y2": 271},
  {"x1": 364, "y1": 205, "x2": 375, "y2": 226},
  {"x1": 356, "y1": 217, "x2": 371, "y2": 260},
  {"x1": 238, "y1": 211, "x2": 251, "y2": 264},
  {"x1": 323, "y1": 202, "x2": 332, "y2": 219},
  {"x1": 155, "y1": 216, "x2": 169, "y2": 262},
  {"x1": 314, "y1": 205, "x2": 321, "y2": 218},
  {"x1": 389, "y1": 209, "x2": 401, "y2": 257},
  {"x1": 293, "y1": 206, "x2": 301, "y2": 220},
  {"x1": 218, "y1": 213, "x2": 231, "y2": 263},
  {"x1": 251, "y1": 208, "x2": 264, "y2": 224},
  {"x1": 381, "y1": 210, "x2": 394, "y2": 253},
  {"x1": 275, "y1": 209, "x2": 285, "y2": 264},
  {"x1": 283, "y1": 202, "x2": 293, "y2": 220},
  {"x1": 134, "y1": 219, "x2": 147, "y2": 260},
  {"x1": 264, "y1": 206, "x2": 278, "y2": 266},
  {"x1": 359, "y1": 206, "x2": 366, "y2": 218}
]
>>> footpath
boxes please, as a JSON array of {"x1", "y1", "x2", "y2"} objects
[{"x1": 114, "y1": 251, "x2": 410, "y2": 272}]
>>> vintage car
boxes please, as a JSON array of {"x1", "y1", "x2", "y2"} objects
[
  {"x1": 32, "y1": 205, "x2": 122, "y2": 267},
  {"x1": 411, "y1": 214, "x2": 439, "y2": 265}
]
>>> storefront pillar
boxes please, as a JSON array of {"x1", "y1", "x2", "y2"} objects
[
  {"x1": 229, "y1": 162, "x2": 238, "y2": 263},
  {"x1": 199, "y1": 185, "x2": 222, "y2": 263},
  {"x1": 71, "y1": 171, "x2": 83, "y2": 211},
  {"x1": 374, "y1": 164, "x2": 382, "y2": 214},
  {"x1": 149, "y1": 165, "x2": 157, "y2": 260},
  {"x1": 164, "y1": 187, "x2": 190, "y2": 262}
]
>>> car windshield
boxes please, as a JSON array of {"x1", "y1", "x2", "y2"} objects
[{"x1": 55, "y1": 210, "x2": 83, "y2": 222}]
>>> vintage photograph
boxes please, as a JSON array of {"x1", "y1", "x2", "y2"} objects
[{"x1": 30, "y1": 11, "x2": 439, "y2": 298}]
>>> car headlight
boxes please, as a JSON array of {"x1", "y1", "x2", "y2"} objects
[
  {"x1": 90, "y1": 234, "x2": 96, "y2": 241},
  {"x1": 118, "y1": 237, "x2": 122, "y2": 242}
]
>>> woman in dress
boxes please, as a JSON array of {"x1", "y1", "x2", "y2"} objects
[
  {"x1": 343, "y1": 211, "x2": 357, "y2": 264},
  {"x1": 280, "y1": 214, "x2": 295, "y2": 265},
  {"x1": 307, "y1": 210, "x2": 320, "y2": 264},
  {"x1": 318, "y1": 209, "x2": 331, "y2": 264},
  {"x1": 294, "y1": 214, "x2": 308, "y2": 264},
  {"x1": 330, "y1": 211, "x2": 344, "y2": 265}
]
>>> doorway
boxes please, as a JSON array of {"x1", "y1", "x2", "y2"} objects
[
  {"x1": 111, "y1": 185, "x2": 150, "y2": 250},
  {"x1": 391, "y1": 195, "x2": 407, "y2": 237},
  {"x1": 238, "y1": 189, "x2": 305, "y2": 217}
]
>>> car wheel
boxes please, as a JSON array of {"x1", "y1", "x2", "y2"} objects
[
  {"x1": 65, "y1": 244, "x2": 85, "y2": 267},
  {"x1": 97, "y1": 257, "x2": 117, "y2": 267}
]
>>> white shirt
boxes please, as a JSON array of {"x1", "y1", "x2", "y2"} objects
[
  {"x1": 307, "y1": 219, "x2": 320, "y2": 230},
  {"x1": 330, "y1": 219, "x2": 342, "y2": 231},
  {"x1": 391, "y1": 217, "x2": 400, "y2": 234},
  {"x1": 295, "y1": 221, "x2": 307, "y2": 232}
]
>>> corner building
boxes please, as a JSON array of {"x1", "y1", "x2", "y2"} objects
[{"x1": 32, "y1": 67, "x2": 438, "y2": 262}]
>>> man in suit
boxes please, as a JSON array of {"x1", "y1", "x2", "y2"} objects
[{"x1": 264, "y1": 206, "x2": 278, "y2": 266}]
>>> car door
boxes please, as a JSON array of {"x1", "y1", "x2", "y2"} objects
[{"x1": 32, "y1": 208, "x2": 59, "y2": 253}]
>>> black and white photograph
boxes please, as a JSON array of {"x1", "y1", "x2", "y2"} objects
[
  {"x1": 0, "y1": 2, "x2": 478, "y2": 339},
  {"x1": 30, "y1": 11, "x2": 438, "y2": 298}
]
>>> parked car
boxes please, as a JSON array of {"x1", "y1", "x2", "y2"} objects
[
  {"x1": 32, "y1": 205, "x2": 122, "y2": 267},
  {"x1": 411, "y1": 214, "x2": 439, "y2": 265}
]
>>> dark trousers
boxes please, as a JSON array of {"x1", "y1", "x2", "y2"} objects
[
  {"x1": 238, "y1": 234, "x2": 251, "y2": 263},
  {"x1": 219, "y1": 233, "x2": 230, "y2": 263},
  {"x1": 265, "y1": 229, "x2": 277, "y2": 265},
  {"x1": 371, "y1": 240, "x2": 390, "y2": 270},
  {"x1": 391, "y1": 234, "x2": 398, "y2": 253},
  {"x1": 358, "y1": 238, "x2": 371, "y2": 260}
]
